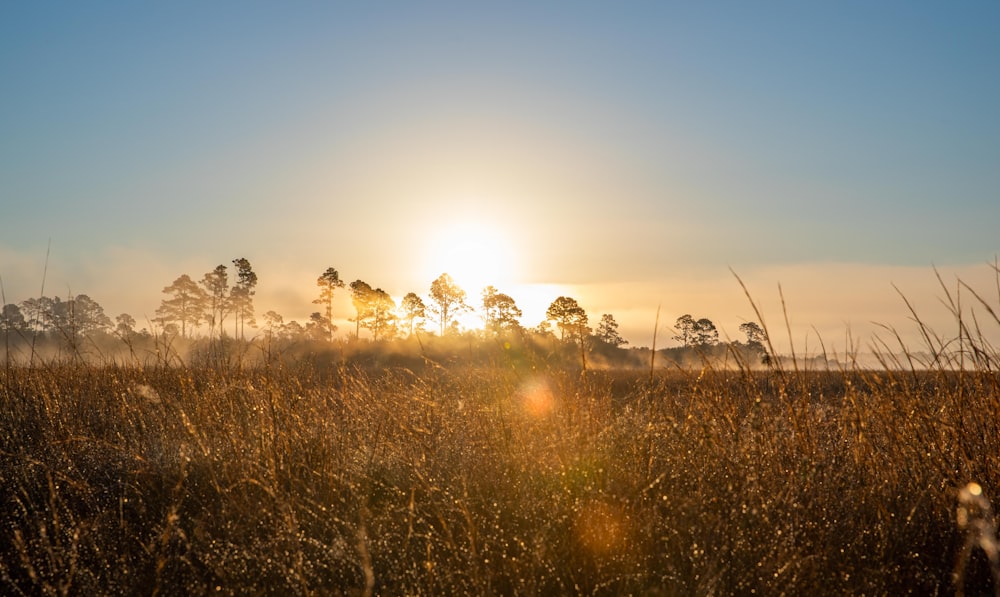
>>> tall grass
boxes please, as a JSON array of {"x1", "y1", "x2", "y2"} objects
[{"x1": 2, "y1": 277, "x2": 999, "y2": 594}]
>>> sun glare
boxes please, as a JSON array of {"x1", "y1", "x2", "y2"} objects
[
  {"x1": 423, "y1": 219, "x2": 515, "y2": 298},
  {"x1": 417, "y1": 213, "x2": 569, "y2": 331}
]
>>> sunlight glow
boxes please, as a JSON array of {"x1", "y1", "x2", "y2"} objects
[
  {"x1": 422, "y1": 218, "x2": 515, "y2": 298},
  {"x1": 504, "y1": 283, "x2": 570, "y2": 329}
]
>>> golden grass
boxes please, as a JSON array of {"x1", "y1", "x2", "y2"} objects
[{"x1": 2, "y1": 274, "x2": 1000, "y2": 594}]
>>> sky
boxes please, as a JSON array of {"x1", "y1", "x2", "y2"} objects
[{"x1": 2, "y1": 2, "x2": 998, "y2": 354}]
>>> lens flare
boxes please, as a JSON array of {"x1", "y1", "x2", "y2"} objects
[
  {"x1": 574, "y1": 500, "x2": 628, "y2": 556},
  {"x1": 518, "y1": 377, "x2": 555, "y2": 419}
]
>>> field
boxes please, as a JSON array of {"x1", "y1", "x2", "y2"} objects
[{"x1": 2, "y1": 335, "x2": 999, "y2": 596}]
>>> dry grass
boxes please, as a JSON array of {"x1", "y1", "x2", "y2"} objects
[{"x1": 2, "y1": 278, "x2": 1000, "y2": 594}]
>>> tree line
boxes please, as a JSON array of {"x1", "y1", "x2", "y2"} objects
[
  {"x1": 0, "y1": 257, "x2": 769, "y2": 366},
  {"x1": 149, "y1": 261, "x2": 635, "y2": 349}
]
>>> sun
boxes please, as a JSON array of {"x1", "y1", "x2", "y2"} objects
[{"x1": 422, "y1": 219, "x2": 515, "y2": 298}]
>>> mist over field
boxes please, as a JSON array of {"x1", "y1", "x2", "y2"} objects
[{"x1": 3, "y1": 246, "x2": 998, "y2": 359}]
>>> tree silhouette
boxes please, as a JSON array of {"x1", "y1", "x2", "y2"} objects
[
  {"x1": 546, "y1": 296, "x2": 589, "y2": 343},
  {"x1": 534, "y1": 319, "x2": 555, "y2": 337},
  {"x1": 45, "y1": 295, "x2": 111, "y2": 334},
  {"x1": 546, "y1": 296, "x2": 590, "y2": 371},
  {"x1": 19, "y1": 297, "x2": 47, "y2": 334},
  {"x1": 231, "y1": 258, "x2": 258, "y2": 340},
  {"x1": 1, "y1": 303, "x2": 27, "y2": 336},
  {"x1": 692, "y1": 318, "x2": 719, "y2": 346},
  {"x1": 429, "y1": 273, "x2": 470, "y2": 336},
  {"x1": 115, "y1": 313, "x2": 137, "y2": 337},
  {"x1": 262, "y1": 310, "x2": 283, "y2": 337},
  {"x1": 306, "y1": 312, "x2": 333, "y2": 341},
  {"x1": 21, "y1": 296, "x2": 56, "y2": 334},
  {"x1": 739, "y1": 321, "x2": 767, "y2": 347},
  {"x1": 349, "y1": 280, "x2": 374, "y2": 339},
  {"x1": 362, "y1": 288, "x2": 397, "y2": 341},
  {"x1": 314, "y1": 267, "x2": 345, "y2": 342},
  {"x1": 400, "y1": 292, "x2": 426, "y2": 337},
  {"x1": 24, "y1": 294, "x2": 113, "y2": 355},
  {"x1": 200, "y1": 265, "x2": 230, "y2": 339},
  {"x1": 1, "y1": 303, "x2": 27, "y2": 366},
  {"x1": 482, "y1": 286, "x2": 522, "y2": 333},
  {"x1": 673, "y1": 314, "x2": 695, "y2": 347},
  {"x1": 674, "y1": 315, "x2": 718, "y2": 347},
  {"x1": 281, "y1": 319, "x2": 306, "y2": 340},
  {"x1": 739, "y1": 321, "x2": 769, "y2": 364},
  {"x1": 71, "y1": 295, "x2": 112, "y2": 335},
  {"x1": 27, "y1": 296, "x2": 57, "y2": 335},
  {"x1": 596, "y1": 313, "x2": 627, "y2": 347},
  {"x1": 156, "y1": 274, "x2": 208, "y2": 338}
]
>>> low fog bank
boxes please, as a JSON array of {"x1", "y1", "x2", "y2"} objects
[{"x1": 0, "y1": 330, "x2": 964, "y2": 374}]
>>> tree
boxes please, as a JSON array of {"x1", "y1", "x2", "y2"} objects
[
  {"x1": 546, "y1": 296, "x2": 590, "y2": 371},
  {"x1": 156, "y1": 274, "x2": 208, "y2": 338},
  {"x1": 24, "y1": 296, "x2": 57, "y2": 333},
  {"x1": 692, "y1": 318, "x2": 719, "y2": 346},
  {"x1": 482, "y1": 286, "x2": 522, "y2": 333},
  {"x1": 25, "y1": 294, "x2": 112, "y2": 354},
  {"x1": 18, "y1": 297, "x2": 47, "y2": 334},
  {"x1": 349, "y1": 280, "x2": 374, "y2": 338},
  {"x1": 399, "y1": 292, "x2": 426, "y2": 337},
  {"x1": 534, "y1": 319, "x2": 555, "y2": 338},
  {"x1": 115, "y1": 313, "x2": 137, "y2": 338},
  {"x1": 739, "y1": 322, "x2": 767, "y2": 348},
  {"x1": 282, "y1": 320, "x2": 306, "y2": 340},
  {"x1": 2, "y1": 303, "x2": 28, "y2": 335},
  {"x1": 262, "y1": 310, "x2": 284, "y2": 339},
  {"x1": 306, "y1": 312, "x2": 333, "y2": 341},
  {"x1": 45, "y1": 296, "x2": 74, "y2": 338},
  {"x1": 673, "y1": 314, "x2": 696, "y2": 347},
  {"x1": 362, "y1": 288, "x2": 397, "y2": 341},
  {"x1": 231, "y1": 257, "x2": 258, "y2": 340},
  {"x1": 71, "y1": 294, "x2": 112, "y2": 336},
  {"x1": 596, "y1": 313, "x2": 628, "y2": 347},
  {"x1": 40, "y1": 294, "x2": 111, "y2": 336},
  {"x1": 546, "y1": 296, "x2": 589, "y2": 343},
  {"x1": 674, "y1": 314, "x2": 718, "y2": 347},
  {"x1": 200, "y1": 265, "x2": 230, "y2": 339},
  {"x1": 314, "y1": 267, "x2": 345, "y2": 341},
  {"x1": 70, "y1": 294, "x2": 112, "y2": 335},
  {"x1": 2, "y1": 303, "x2": 28, "y2": 364},
  {"x1": 428, "y1": 273, "x2": 470, "y2": 336},
  {"x1": 739, "y1": 321, "x2": 769, "y2": 364}
]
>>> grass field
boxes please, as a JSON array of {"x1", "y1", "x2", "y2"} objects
[
  {"x1": 4, "y1": 271, "x2": 1000, "y2": 595},
  {"x1": 2, "y1": 344, "x2": 998, "y2": 595}
]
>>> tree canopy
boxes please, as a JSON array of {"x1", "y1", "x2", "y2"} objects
[
  {"x1": 400, "y1": 292, "x2": 426, "y2": 337},
  {"x1": 482, "y1": 286, "x2": 522, "y2": 333},
  {"x1": 314, "y1": 267, "x2": 345, "y2": 342},
  {"x1": 231, "y1": 258, "x2": 258, "y2": 340},
  {"x1": 596, "y1": 313, "x2": 627, "y2": 347},
  {"x1": 546, "y1": 296, "x2": 589, "y2": 343},
  {"x1": 428, "y1": 273, "x2": 470, "y2": 336},
  {"x1": 201, "y1": 265, "x2": 230, "y2": 339}
]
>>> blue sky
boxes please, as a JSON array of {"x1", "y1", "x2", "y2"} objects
[{"x1": 2, "y1": 2, "x2": 998, "y2": 349}]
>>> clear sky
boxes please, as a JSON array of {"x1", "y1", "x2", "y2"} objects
[{"x1": 2, "y1": 2, "x2": 998, "y2": 352}]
